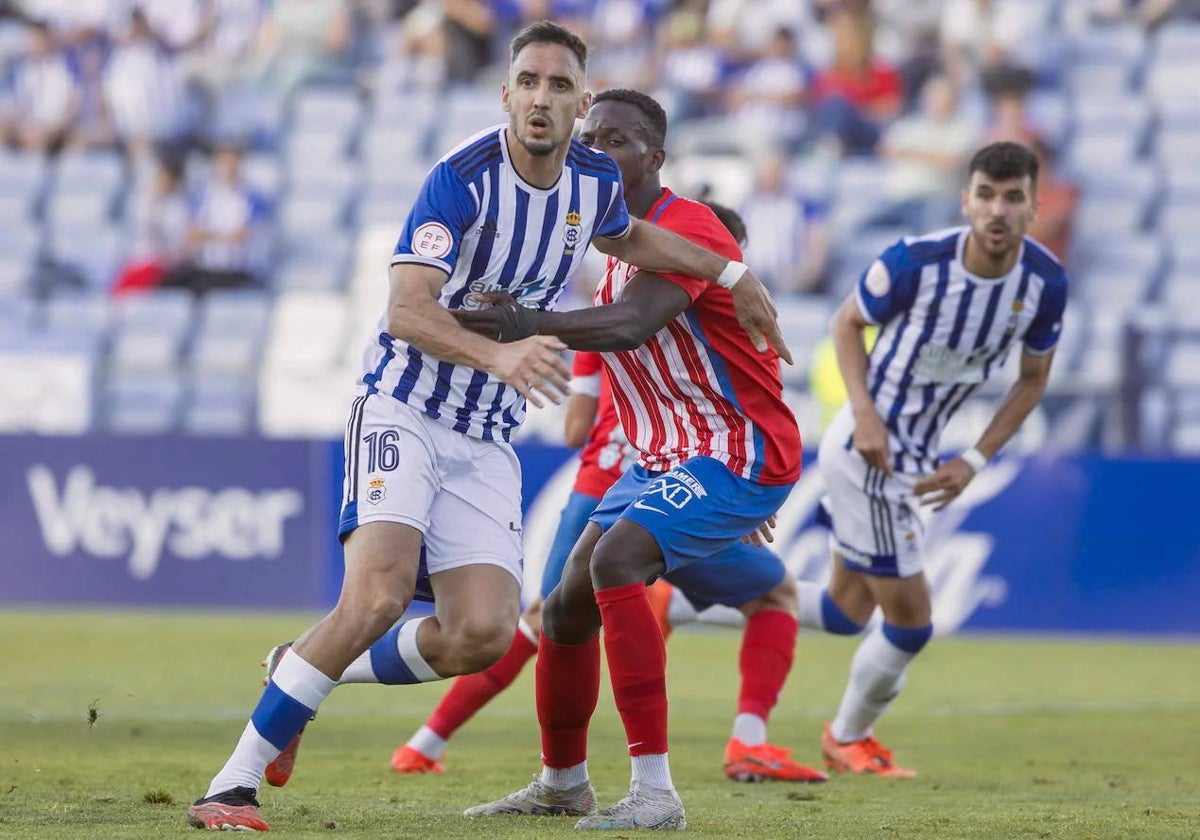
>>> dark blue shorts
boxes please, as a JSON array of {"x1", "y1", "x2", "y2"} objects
[
  {"x1": 589, "y1": 456, "x2": 792, "y2": 610},
  {"x1": 540, "y1": 490, "x2": 603, "y2": 599}
]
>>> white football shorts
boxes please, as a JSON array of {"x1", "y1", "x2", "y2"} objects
[
  {"x1": 817, "y1": 404, "x2": 928, "y2": 578},
  {"x1": 338, "y1": 393, "x2": 523, "y2": 585}
]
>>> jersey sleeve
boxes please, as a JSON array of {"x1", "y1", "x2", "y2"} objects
[
  {"x1": 652, "y1": 204, "x2": 739, "y2": 302},
  {"x1": 391, "y1": 161, "x2": 478, "y2": 275},
  {"x1": 594, "y1": 182, "x2": 632, "y2": 239},
  {"x1": 855, "y1": 239, "x2": 919, "y2": 325},
  {"x1": 1024, "y1": 274, "x2": 1068, "y2": 355},
  {"x1": 569, "y1": 350, "x2": 603, "y2": 396}
]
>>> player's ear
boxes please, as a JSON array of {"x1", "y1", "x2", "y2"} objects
[
  {"x1": 501, "y1": 83, "x2": 511, "y2": 112},
  {"x1": 577, "y1": 89, "x2": 593, "y2": 119},
  {"x1": 650, "y1": 147, "x2": 666, "y2": 173}
]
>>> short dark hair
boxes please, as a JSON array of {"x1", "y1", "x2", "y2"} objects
[
  {"x1": 592, "y1": 88, "x2": 668, "y2": 148},
  {"x1": 510, "y1": 20, "x2": 588, "y2": 74},
  {"x1": 702, "y1": 201, "x2": 747, "y2": 246},
  {"x1": 968, "y1": 141, "x2": 1039, "y2": 189}
]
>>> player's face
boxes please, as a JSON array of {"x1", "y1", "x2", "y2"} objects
[
  {"x1": 961, "y1": 170, "x2": 1036, "y2": 260},
  {"x1": 502, "y1": 42, "x2": 590, "y2": 157},
  {"x1": 578, "y1": 100, "x2": 662, "y2": 194}
]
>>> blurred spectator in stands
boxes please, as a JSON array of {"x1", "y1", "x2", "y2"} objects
[
  {"x1": 981, "y1": 63, "x2": 1044, "y2": 150},
  {"x1": 587, "y1": 0, "x2": 663, "y2": 90},
  {"x1": 168, "y1": 143, "x2": 268, "y2": 293},
  {"x1": 940, "y1": 0, "x2": 1053, "y2": 88},
  {"x1": 185, "y1": 0, "x2": 269, "y2": 95},
  {"x1": 374, "y1": 1, "x2": 445, "y2": 96},
  {"x1": 140, "y1": 0, "x2": 207, "y2": 54},
  {"x1": 103, "y1": 8, "x2": 192, "y2": 168},
  {"x1": 1, "y1": 20, "x2": 79, "y2": 154},
  {"x1": 442, "y1": 0, "x2": 494, "y2": 86},
  {"x1": 872, "y1": 74, "x2": 978, "y2": 230},
  {"x1": 1025, "y1": 140, "x2": 1078, "y2": 266},
  {"x1": 706, "y1": 0, "x2": 811, "y2": 65},
  {"x1": 251, "y1": 0, "x2": 355, "y2": 95},
  {"x1": 653, "y1": 0, "x2": 729, "y2": 122},
  {"x1": 64, "y1": 39, "x2": 117, "y2": 152},
  {"x1": 811, "y1": 8, "x2": 902, "y2": 156},
  {"x1": 1076, "y1": 0, "x2": 1200, "y2": 26},
  {"x1": 112, "y1": 150, "x2": 191, "y2": 295},
  {"x1": 724, "y1": 25, "x2": 810, "y2": 154},
  {"x1": 738, "y1": 149, "x2": 830, "y2": 294}
]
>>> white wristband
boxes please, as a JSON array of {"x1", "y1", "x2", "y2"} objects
[
  {"x1": 716, "y1": 260, "x2": 748, "y2": 289},
  {"x1": 960, "y1": 447, "x2": 988, "y2": 473}
]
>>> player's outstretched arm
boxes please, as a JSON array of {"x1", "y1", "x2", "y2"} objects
[
  {"x1": 832, "y1": 294, "x2": 892, "y2": 477},
  {"x1": 451, "y1": 271, "x2": 692, "y2": 352},
  {"x1": 592, "y1": 218, "x2": 793, "y2": 364},
  {"x1": 387, "y1": 263, "x2": 570, "y2": 408},
  {"x1": 915, "y1": 348, "x2": 1055, "y2": 511}
]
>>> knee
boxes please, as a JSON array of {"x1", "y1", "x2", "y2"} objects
[
  {"x1": 881, "y1": 621, "x2": 933, "y2": 656},
  {"x1": 743, "y1": 575, "x2": 798, "y2": 618},
  {"x1": 589, "y1": 537, "x2": 654, "y2": 591},
  {"x1": 439, "y1": 616, "x2": 516, "y2": 675},
  {"x1": 332, "y1": 591, "x2": 409, "y2": 649},
  {"x1": 821, "y1": 590, "x2": 867, "y2": 636}
]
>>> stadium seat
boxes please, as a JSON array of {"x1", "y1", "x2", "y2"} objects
[
  {"x1": 45, "y1": 191, "x2": 115, "y2": 229},
  {"x1": 0, "y1": 150, "x2": 48, "y2": 202},
  {"x1": 1143, "y1": 61, "x2": 1200, "y2": 123},
  {"x1": 1163, "y1": 341, "x2": 1200, "y2": 389},
  {"x1": 1078, "y1": 266, "x2": 1154, "y2": 308},
  {"x1": 1155, "y1": 129, "x2": 1200, "y2": 167},
  {"x1": 104, "y1": 373, "x2": 182, "y2": 433},
  {"x1": 263, "y1": 291, "x2": 348, "y2": 371},
  {"x1": 0, "y1": 295, "x2": 36, "y2": 334},
  {"x1": 198, "y1": 289, "x2": 272, "y2": 336},
  {"x1": 1169, "y1": 239, "x2": 1200, "y2": 274},
  {"x1": 240, "y1": 152, "x2": 283, "y2": 199},
  {"x1": 110, "y1": 330, "x2": 185, "y2": 374},
  {"x1": 190, "y1": 330, "x2": 260, "y2": 378},
  {"x1": 1064, "y1": 63, "x2": 1131, "y2": 100},
  {"x1": 1064, "y1": 131, "x2": 1140, "y2": 178},
  {"x1": 360, "y1": 126, "x2": 429, "y2": 178},
  {"x1": 115, "y1": 289, "x2": 195, "y2": 335},
  {"x1": 44, "y1": 293, "x2": 111, "y2": 342},
  {"x1": 48, "y1": 226, "x2": 126, "y2": 290},
  {"x1": 290, "y1": 86, "x2": 363, "y2": 133},
  {"x1": 1150, "y1": 20, "x2": 1200, "y2": 63},
  {"x1": 286, "y1": 162, "x2": 360, "y2": 200},
  {"x1": 1069, "y1": 234, "x2": 1163, "y2": 284},
  {"x1": 284, "y1": 127, "x2": 350, "y2": 167},
  {"x1": 1071, "y1": 96, "x2": 1152, "y2": 145},
  {"x1": 1156, "y1": 201, "x2": 1200, "y2": 239},
  {"x1": 280, "y1": 194, "x2": 349, "y2": 235},
  {"x1": 1074, "y1": 196, "x2": 1148, "y2": 238},
  {"x1": 52, "y1": 150, "x2": 125, "y2": 199},
  {"x1": 358, "y1": 194, "x2": 414, "y2": 229},
  {"x1": 1067, "y1": 21, "x2": 1147, "y2": 68}
]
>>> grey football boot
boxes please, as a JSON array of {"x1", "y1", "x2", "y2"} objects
[
  {"x1": 574, "y1": 782, "x2": 686, "y2": 831},
  {"x1": 464, "y1": 776, "x2": 598, "y2": 817}
]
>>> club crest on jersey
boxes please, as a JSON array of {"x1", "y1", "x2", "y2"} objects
[
  {"x1": 563, "y1": 211, "x2": 582, "y2": 255},
  {"x1": 366, "y1": 476, "x2": 387, "y2": 505}
]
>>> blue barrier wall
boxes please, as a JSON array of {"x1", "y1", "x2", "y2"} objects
[{"x1": 1, "y1": 435, "x2": 1197, "y2": 635}]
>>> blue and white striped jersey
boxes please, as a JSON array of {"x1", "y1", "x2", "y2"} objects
[
  {"x1": 855, "y1": 227, "x2": 1068, "y2": 474},
  {"x1": 359, "y1": 125, "x2": 632, "y2": 441}
]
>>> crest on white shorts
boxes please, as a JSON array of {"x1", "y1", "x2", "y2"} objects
[{"x1": 366, "y1": 476, "x2": 387, "y2": 505}]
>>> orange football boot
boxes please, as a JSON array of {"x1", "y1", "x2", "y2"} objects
[
  {"x1": 724, "y1": 738, "x2": 828, "y2": 783},
  {"x1": 821, "y1": 723, "x2": 916, "y2": 778},
  {"x1": 646, "y1": 579, "x2": 674, "y2": 640},
  {"x1": 391, "y1": 745, "x2": 445, "y2": 775}
]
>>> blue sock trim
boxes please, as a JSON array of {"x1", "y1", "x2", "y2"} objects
[
  {"x1": 820, "y1": 591, "x2": 865, "y2": 635},
  {"x1": 368, "y1": 624, "x2": 420, "y2": 685},
  {"x1": 882, "y1": 622, "x2": 933, "y2": 654},
  {"x1": 250, "y1": 682, "x2": 316, "y2": 751}
]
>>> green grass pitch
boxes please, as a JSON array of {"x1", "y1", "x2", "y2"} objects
[{"x1": 1, "y1": 610, "x2": 1197, "y2": 839}]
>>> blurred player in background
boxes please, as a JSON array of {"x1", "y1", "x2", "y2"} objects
[
  {"x1": 803, "y1": 141, "x2": 1067, "y2": 777},
  {"x1": 393, "y1": 198, "x2": 823, "y2": 789},
  {"x1": 187, "y1": 20, "x2": 788, "y2": 833},
  {"x1": 457, "y1": 89, "x2": 804, "y2": 830}
]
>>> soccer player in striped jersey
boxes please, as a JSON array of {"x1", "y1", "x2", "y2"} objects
[
  {"x1": 393, "y1": 203, "x2": 824, "y2": 787},
  {"x1": 459, "y1": 90, "x2": 805, "y2": 830},
  {"x1": 186, "y1": 21, "x2": 789, "y2": 833},
  {"x1": 805, "y1": 142, "x2": 1067, "y2": 777}
]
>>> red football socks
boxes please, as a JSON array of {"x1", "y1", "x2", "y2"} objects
[
  {"x1": 596, "y1": 582, "x2": 669, "y2": 756},
  {"x1": 426, "y1": 625, "x2": 538, "y2": 739},
  {"x1": 737, "y1": 608, "x2": 797, "y2": 720},
  {"x1": 536, "y1": 633, "x2": 601, "y2": 768}
]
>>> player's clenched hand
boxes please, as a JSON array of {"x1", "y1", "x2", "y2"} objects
[
  {"x1": 451, "y1": 292, "x2": 538, "y2": 343},
  {"x1": 852, "y1": 411, "x2": 893, "y2": 477},
  {"x1": 730, "y1": 271, "x2": 793, "y2": 365},
  {"x1": 741, "y1": 515, "x2": 777, "y2": 547},
  {"x1": 489, "y1": 335, "x2": 570, "y2": 408},
  {"x1": 913, "y1": 458, "x2": 975, "y2": 511}
]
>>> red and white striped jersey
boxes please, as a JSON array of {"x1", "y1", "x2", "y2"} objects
[
  {"x1": 571, "y1": 350, "x2": 634, "y2": 497},
  {"x1": 594, "y1": 189, "x2": 801, "y2": 485}
]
